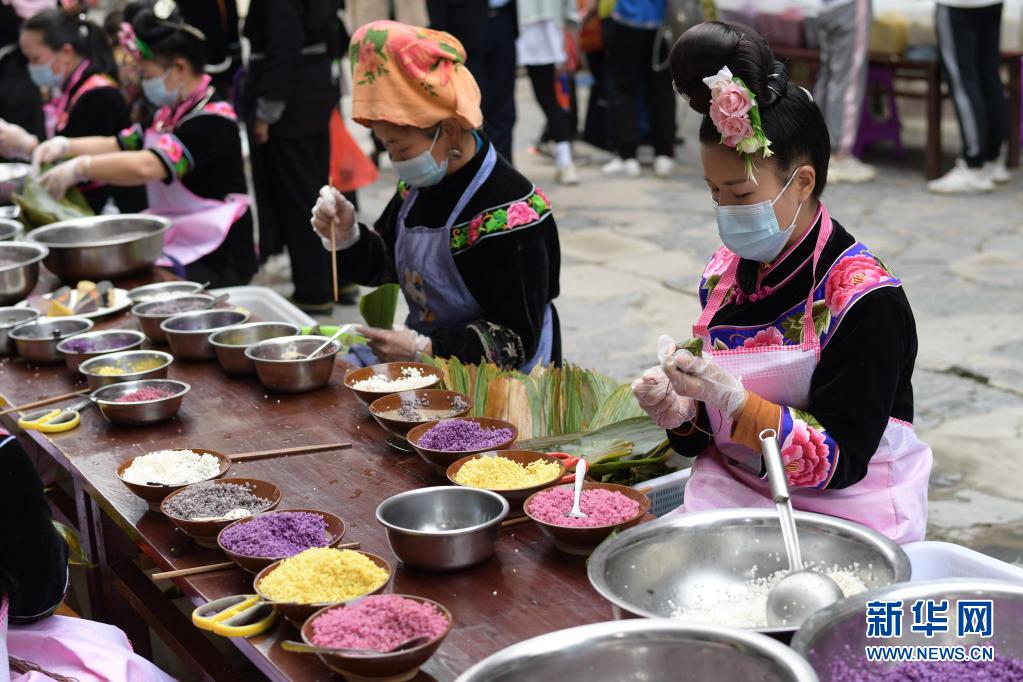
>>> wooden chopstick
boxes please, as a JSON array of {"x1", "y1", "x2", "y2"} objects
[
  {"x1": 328, "y1": 177, "x2": 339, "y2": 303},
  {"x1": 228, "y1": 442, "x2": 352, "y2": 462},
  {"x1": 151, "y1": 561, "x2": 236, "y2": 581},
  {"x1": 501, "y1": 515, "x2": 532, "y2": 528},
  {"x1": 0, "y1": 389, "x2": 90, "y2": 416},
  {"x1": 337, "y1": 541, "x2": 361, "y2": 549}
]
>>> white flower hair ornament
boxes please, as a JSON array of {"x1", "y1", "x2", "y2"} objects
[{"x1": 702, "y1": 66, "x2": 773, "y2": 180}]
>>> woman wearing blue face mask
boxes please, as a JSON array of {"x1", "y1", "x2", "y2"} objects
[
  {"x1": 0, "y1": 8, "x2": 144, "y2": 213},
  {"x1": 631, "y1": 21, "x2": 931, "y2": 544},
  {"x1": 311, "y1": 21, "x2": 561, "y2": 371},
  {"x1": 36, "y1": 5, "x2": 257, "y2": 289}
]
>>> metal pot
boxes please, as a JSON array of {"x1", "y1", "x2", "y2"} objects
[
  {"x1": 376, "y1": 486, "x2": 509, "y2": 571},
  {"x1": 9, "y1": 316, "x2": 94, "y2": 364},
  {"x1": 455, "y1": 620, "x2": 818, "y2": 682},
  {"x1": 210, "y1": 322, "x2": 301, "y2": 375},
  {"x1": 0, "y1": 307, "x2": 39, "y2": 354},
  {"x1": 161, "y1": 309, "x2": 249, "y2": 360},
  {"x1": 244, "y1": 335, "x2": 338, "y2": 391},
  {"x1": 0, "y1": 242, "x2": 48, "y2": 305},
  {"x1": 27, "y1": 214, "x2": 170, "y2": 281},
  {"x1": 0, "y1": 218, "x2": 24, "y2": 241}
]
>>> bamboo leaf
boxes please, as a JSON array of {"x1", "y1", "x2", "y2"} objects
[
  {"x1": 358, "y1": 283, "x2": 400, "y2": 329},
  {"x1": 52, "y1": 520, "x2": 96, "y2": 568},
  {"x1": 590, "y1": 385, "x2": 644, "y2": 430}
]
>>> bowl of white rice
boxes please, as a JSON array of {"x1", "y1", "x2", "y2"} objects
[
  {"x1": 117, "y1": 448, "x2": 231, "y2": 510},
  {"x1": 344, "y1": 362, "x2": 443, "y2": 407}
]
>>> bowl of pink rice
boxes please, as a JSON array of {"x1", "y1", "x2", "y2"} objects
[
  {"x1": 524, "y1": 483, "x2": 651, "y2": 556},
  {"x1": 300, "y1": 594, "x2": 452, "y2": 680}
]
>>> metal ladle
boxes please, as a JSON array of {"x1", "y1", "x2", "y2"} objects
[{"x1": 760, "y1": 428, "x2": 844, "y2": 627}]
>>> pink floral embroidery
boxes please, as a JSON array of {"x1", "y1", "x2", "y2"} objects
[
  {"x1": 703, "y1": 247, "x2": 736, "y2": 279},
  {"x1": 505, "y1": 201, "x2": 539, "y2": 228},
  {"x1": 156, "y1": 134, "x2": 183, "y2": 164},
  {"x1": 202, "y1": 101, "x2": 237, "y2": 121},
  {"x1": 467, "y1": 215, "x2": 483, "y2": 245},
  {"x1": 781, "y1": 419, "x2": 830, "y2": 488},
  {"x1": 534, "y1": 187, "x2": 550, "y2": 208},
  {"x1": 824, "y1": 254, "x2": 892, "y2": 315},
  {"x1": 359, "y1": 41, "x2": 383, "y2": 74},
  {"x1": 743, "y1": 327, "x2": 785, "y2": 348}
]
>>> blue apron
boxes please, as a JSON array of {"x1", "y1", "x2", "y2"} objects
[{"x1": 352, "y1": 143, "x2": 552, "y2": 371}]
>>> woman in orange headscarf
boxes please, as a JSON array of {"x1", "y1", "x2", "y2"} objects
[{"x1": 312, "y1": 21, "x2": 562, "y2": 371}]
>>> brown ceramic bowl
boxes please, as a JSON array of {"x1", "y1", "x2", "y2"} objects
[
  {"x1": 523, "y1": 483, "x2": 651, "y2": 557},
  {"x1": 343, "y1": 362, "x2": 443, "y2": 407},
  {"x1": 368, "y1": 389, "x2": 473, "y2": 440},
  {"x1": 300, "y1": 595, "x2": 453, "y2": 680},
  {"x1": 217, "y1": 508, "x2": 347, "y2": 574},
  {"x1": 116, "y1": 448, "x2": 231, "y2": 511},
  {"x1": 446, "y1": 450, "x2": 566, "y2": 513},
  {"x1": 406, "y1": 417, "x2": 518, "y2": 475},
  {"x1": 160, "y1": 478, "x2": 282, "y2": 548},
  {"x1": 254, "y1": 550, "x2": 393, "y2": 626}
]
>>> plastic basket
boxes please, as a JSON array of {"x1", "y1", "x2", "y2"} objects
[
  {"x1": 634, "y1": 467, "x2": 691, "y2": 517},
  {"x1": 903, "y1": 541, "x2": 1023, "y2": 583}
]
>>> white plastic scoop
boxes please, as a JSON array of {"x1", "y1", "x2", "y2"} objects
[{"x1": 760, "y1": 428, "x2": 844, "y2": 627}]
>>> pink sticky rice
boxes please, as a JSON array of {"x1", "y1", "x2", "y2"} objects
[
  {"x1": 527, "y1": 486, "x2": 640, "y2": 528},
  {"x1": 309, "y1": 595, "x2": 448, "y2": 652}
]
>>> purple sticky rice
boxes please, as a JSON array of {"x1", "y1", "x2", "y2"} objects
[
  {"x1": 219, "y1": 511, "x2": 329, "y2": 558},
  {"x1": 417, "y1": 419, "x2": 513, "y2": 451},
  {"x1": 830, "y1": 654, "x2": 1023, "y2": 681}
]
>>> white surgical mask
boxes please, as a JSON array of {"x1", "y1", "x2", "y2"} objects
[
  {"x1": 141, "y1": 71, "x2": 179, "y2": 107},
  {"x1": 28, "y1": 55, "x2": 62, "y2": 89},
  {"x1": 392, "y1": 128, "x2": 448, "y2": 188},
  {"x1": 714, "y1": 169, "x2": 803, "y2": 263}
]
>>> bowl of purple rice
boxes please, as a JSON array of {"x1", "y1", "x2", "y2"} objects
[
  {"x1": 792, "y1": 579, "x2": 1023, "y2": 681},
  {"x1": 405, "y1": 417, "x2": 518, "y2": 475},
  {"x1": 218, "y1": 508, "x2": 347, "y2": 573},
  {"x1": 368, "y1": 389, "x2": 473, "y2": 442},
  {"x1": 131, "y1": 294, "x2": 216, "y2": 344},
  {"x1": 160, "y1": 477, "x2": 282, "y2": 548},
  {"x1": 299, "y1": 595, "x2": 453, "y2": 679},
  {"x1": 523, "y1": 482, "x2": 651, "y2": 557},
  {"x1": 57, "y1": 328, "x2": 146, "y2": 372}
]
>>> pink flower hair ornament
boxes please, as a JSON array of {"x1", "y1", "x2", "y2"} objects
[{"x1": 702, "y1": 66, "x2": 773, "y2": 180}]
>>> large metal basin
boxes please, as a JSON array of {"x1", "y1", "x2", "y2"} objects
[{"x1": 27, "y1": 214, "x2": 169, "y2": 281}]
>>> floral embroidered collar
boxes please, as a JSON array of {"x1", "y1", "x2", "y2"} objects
[
  {"x1": 737, "y1": 204, "x2": 823, "y2": 300},
  {"x1": 152, "y1": 74, "x2": 214, "y2": 133}
]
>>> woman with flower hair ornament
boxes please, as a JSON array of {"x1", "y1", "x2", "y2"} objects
[
  {"x1": 36, "y1": 4, "x2": 257, "y2": 288},
  {"x1": 311, "y1": 21, "x2": 561, "y2": 371},
  {"x1": 631, "y1": 21, "x2": 931, "y2": 543}
]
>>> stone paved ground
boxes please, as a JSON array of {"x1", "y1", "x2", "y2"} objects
[{"x1": 255, "y1": 77, "x2": 1023, "y2": 565}]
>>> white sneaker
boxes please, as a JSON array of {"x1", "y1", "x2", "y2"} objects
[
  {"x1": 557, "y1": 163, "x2": 580, "y2": 186},
  {"x1": 982, "y1": 160, "x2": 1011, "y2": 184},
  {"x1": 840, "y1": 156, "x2": 877, "y2": 183},
  {"x1": 653, "y1": 155, "x2": 675, "y2": 178},
  {"x1": 828, "y1": 156, "x2": 849, "y2": 184},
  {"x1": 623, "y1": 158, "x2": 641, "y2": 177},
  {"x1": 602, "y1": 157, "x2": 641, "y2": 177},
  {"x1": 927, "y1": 159, "x2": 995, "y2": 194}
]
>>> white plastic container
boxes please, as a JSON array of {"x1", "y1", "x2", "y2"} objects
[
  {"x1": 903, "y1": 541, "x2": 1023, "y2": 583},
  {"x1": 208, "y1": 285, "x2": 315, "y2": 328},
  {"x1": 635, "y1": 466, "x2": 692, "y2": 517}
]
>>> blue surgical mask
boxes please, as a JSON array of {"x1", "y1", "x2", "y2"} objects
[
  {"x1": 392, "y1": 128, "x2": 448, "y2": 188},
  {"x1": 28, "y1": 57, "x2": 63, "y2": 89},
  {"x1": 142, "y1": 72, "x2": 180, "y2": 107},
  {"x1": 714, "y1": 169, "x2": 803, "y2": 263}
]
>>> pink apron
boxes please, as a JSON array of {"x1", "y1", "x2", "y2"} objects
[
  {"x1": 140, "y1": 80, "x2": 249, "y2": 268},
  {"x1": 2, "y1": 596, "x2": 175, "y2": 682},
  {"x1": 677, "y1": 204, "x2": 932, "y2": 544}
]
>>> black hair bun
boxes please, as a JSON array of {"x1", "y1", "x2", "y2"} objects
[
  {"x1": 669, "y1": 21, "x2": 778, "y2": 115},
  {"x1": 132, "y1": 7, "x2": 182, "y2": 45}
]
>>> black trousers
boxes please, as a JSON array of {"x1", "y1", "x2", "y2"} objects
[
  {"x1": 474, "y1": 7, "x2": 517, "y2": 163},
  {"x1": 250, "y1": 128, "x2": 333, "y2": 303},
  {"x1": 606, "y1": 20, "x2": 675, "y2": 159},
  {"x1": 935, "y1": 2, "x2": 1007, "y2": 167},
  {"x1": 526, "y1": 64, "x2": 571, "y2": 144}
]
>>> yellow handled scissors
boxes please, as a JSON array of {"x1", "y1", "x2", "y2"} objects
[
  {"x1": 18, "y1": 399, "x2": 95, "y2": 434},
  {"x1": 192, "y1": 595, "x2": 278, "y2": 638}
]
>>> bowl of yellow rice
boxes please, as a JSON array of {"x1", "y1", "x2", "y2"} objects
[
  {"x1": 446, "y1": 450, "x2": 567, "y2": 512},
  {"x1": 254, "y1": 547, "x2": 393, "y2": 625}
]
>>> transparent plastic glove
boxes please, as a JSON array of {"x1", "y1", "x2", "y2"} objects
[
  {"x1": 660, "y1": 335, "x2": 747, "y2": 418},
  {"x1": 310, "y1": 185, "x2": 358, "y2": 251},
  {"x1": 38, "y1": 156, "x2": 91, "y2": 200},
  {"x1": 631, "y1": 366, "x2": 697, "y2": 429},
  {"x1": 0, "y1": 119, "x2": 38, "y2": 160},
  {"x1": 31, "y1": 136, "x2": 70, "y2": 174},
  {"x1": 357, "y1": 325, "x2": 430, "y2": 363}
]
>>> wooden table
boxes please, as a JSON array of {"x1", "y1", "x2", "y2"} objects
[
  {"x1": 0, "y1": 272, "x2": 613, "y2": 681},
  {"x1": 773, "y1": 47, "x2": 1022, "y2": 180}
]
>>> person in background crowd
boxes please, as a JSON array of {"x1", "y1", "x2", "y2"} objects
[
  {"x1": 928, "y1": 0, "x2": 1011, "y2": 194},
  {"x1": 36, "y1": 6, "x2": 257, "y2": 287},
  {"x1": 0, "y1": 1, "x2": 47, "y2": 151},
  {"x1": 312, "y1": 21, "x2": 561, "y2": 370},
  {"x1": 815, "y1": 0, "x2": 876, "y2": 184},
  {"x1": 243, "y1": 0, "x2": 340, "y2": 314},
  {"x1": 348, "y1": 0, "x2": 427, "y2": 30},
  {"x1": 476, "y1": 0, "x2": 518, "y2": 162},
  {"x1": 518, "y1": 0, "x2": 580, "y2": 185},
  {"x1": 0, "y1": 427, "x2": 176, "y2": 681},
  {"x1": 600, "y1": 0, "x2": 676, "y2": 178},
  {"x1": 178, "y1": 0, "x2": 241, "y2": 100}
]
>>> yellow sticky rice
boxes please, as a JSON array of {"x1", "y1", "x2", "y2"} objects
[
  {"x1": 454, "y1": 455, "x2": 561, "y2": 490},
  {"x1": 94, "y1": 366, "x2": 127, "y2": 376},
  {"x1": 257, "y1": 548, "x2": 389, "y2": 604},
  {"x1": 91, "y1": 359, "x2": 163, "y2": 376}
]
